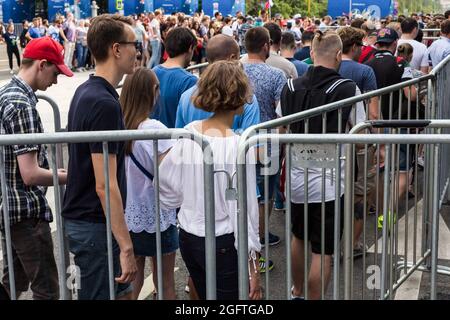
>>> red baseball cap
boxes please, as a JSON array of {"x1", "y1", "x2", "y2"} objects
[{"x1": 23, "y1": 37, "x2": 74, "y2": 77}]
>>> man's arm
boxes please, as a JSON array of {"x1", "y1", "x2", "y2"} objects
[
  {"x1": 17, "y1": 151, "x2": 66, "y2": 186},
  {"x1": 368, "y1": 96, "x2": 379, "y2": 121},
  {"x1": 91, "y1": 153, "x2": 136, "y2": 283}
]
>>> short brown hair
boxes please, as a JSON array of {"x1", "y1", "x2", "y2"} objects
[
  {"x1": 336, "y1": 27, "x2": 365, "y2": 54},
  {"x1": 120, "y1": 67, "x2": 159, "y2": 155},
  {"x1": 87, "y1": 14, "x2": 133, "y2": 63},
  {"x1": 192, "y1": 61, "x2": 252, "y2": 113},
  {"x1": 244, "y1": 27, "x2": 270, "y2": 54},
  {"x1": 441, "y1": 19, "x2": 450, "y2": 35}
]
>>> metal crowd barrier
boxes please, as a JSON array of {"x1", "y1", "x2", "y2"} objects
[
  {"x1": 0, "y1": 129, "x2": 217, "y2": 300},
  {"x1": 236, "y1": 54, "x2": 450, "y2": 300},
  {"x1": 238, "y1": 133, "x2": 450, "y2": 300}
]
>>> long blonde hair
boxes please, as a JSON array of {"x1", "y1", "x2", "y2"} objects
[{"x1": 119, "y1": 67, "x2": 159, "y2": 155}]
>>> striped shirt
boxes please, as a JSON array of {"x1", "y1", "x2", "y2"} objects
[{"x1": 0, "y1": 76, "x2": 51, "y2": 228}]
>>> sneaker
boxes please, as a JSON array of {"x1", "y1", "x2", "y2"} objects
[
  {"x1": 260, "y1": 232, "x2": 281, "y2": 247},
  {"x1": 9, "y1": 70, "x2": 13, "y2": 75},
  {"x1": 290, "y1": 286, "x2": 304, "y2": 300},
  {"x1": 417, "y1": 156, "x2": 424, "y2": 168},
  {"x1": 274, "y1": 202, "x2": 285, "y2": 211},
  {"x1": 184, "y1": 284, "x2": 190, "y2": 293},
  {"x1": 369, "y1": 205, "x2": 376, "y2": 215},
  {"x1": 259, "y1": 257, "x2": 274, "y2": 273},
  {"x1": 377, "y1": 212, "x2": 397, "y2": 230}
]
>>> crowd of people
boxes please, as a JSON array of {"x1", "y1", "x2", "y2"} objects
[{"x1": 0, "y1": 7, "x2": 450, "y2": 301}]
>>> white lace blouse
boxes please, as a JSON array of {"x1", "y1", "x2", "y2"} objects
[{"x1": 124, "y1": 119, "x2": 176, "y2": 233}]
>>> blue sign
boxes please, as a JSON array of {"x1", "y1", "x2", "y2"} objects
[
  {"x1": 108, "y1": 0, "x2": 153, "y2": 15},
  {"x1": 48, "y1": 0, "x2": 73, "y2": 22},
  {"x1": 202, "y1": 0, "x2": 245, "y2": 17},
  {"x1": 154, "y1": 0, "x2": 198, "y2": 15},
  {"x1": 328, "y1": 0, "x2": 393, "y2": 20},
  {"x1": 48, "y1": 0, "x2": 91, "y2": 20},
  {"x1": 2, "y1": 0, "x2": 34, "y2": 22}
]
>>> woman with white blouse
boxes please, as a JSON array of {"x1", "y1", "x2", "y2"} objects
[
  {"x1": 120, "y1": 67, "x2": 177, "y2": 300},
  {"x1": 158, "y1": 60, "x2": 261, "y2": 300}
]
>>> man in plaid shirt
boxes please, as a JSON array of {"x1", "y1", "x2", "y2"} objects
[{"x1": 0, "y1": 37, "x2": 72, "y2": 299}]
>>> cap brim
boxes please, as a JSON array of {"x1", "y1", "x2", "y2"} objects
[{"x1": 56, "y1": 63, "x2": 74, "y2": 77}]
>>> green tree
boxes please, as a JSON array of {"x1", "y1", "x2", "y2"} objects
[{"x1": 246, "y1": 0, "x2": 328, "y2": 18}]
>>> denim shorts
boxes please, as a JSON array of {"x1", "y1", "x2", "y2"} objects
[
  {"x1": 130, "y1": 224, "x2": 179, "y2": 257},
  {"x1": 64, "y1": 219, "x2": 133, "y2": 300},
  {"x1": 384, "y1": 129, "x2": 415, "y2": 171},
  {"x1": 256, "y1": 163, "x2": 280, "y2": 204}
]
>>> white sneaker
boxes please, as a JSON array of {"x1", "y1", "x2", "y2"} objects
[
  {"x1": 184, "y1": 284, "x2": 190, "y2": 293},
  {"x1": 290, "y1": 286, "x2": 304, "y2": 300},
  {"x1": 9, "y1": 70, "x2": 14, "y2": 75},
  {"x1": 417, "y1": 156, "x2": 424, "y2": 168}
]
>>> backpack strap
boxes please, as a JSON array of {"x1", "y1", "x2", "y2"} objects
[
  {"x1": 130, "y1": 153, "x2": 154, "y2": 181},
  {"x1": 287, "y1": 78, "x2": 296, "y2": 92},
  {"x1": 325, "y1": 79, "x2": 353, "y2": 94}
]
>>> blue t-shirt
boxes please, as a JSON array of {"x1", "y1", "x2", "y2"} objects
[
  {"x1": 243, "y1": 63, "x2": 287, "y2": 123},
  {"x1": 28, "y1": 27, "x2": 42, "y2": 39},
  {"x1": 175, "y1": 85, "x2": 261, "y2": 133},
  {"x1": 151, "y1": 65, "x2": 197, "y2": 128},
  {"x1": 294, "y1": 46, "x2": 310, "y2": 61},
  {"x1": 339, "y1": 59, "x2": 377, "y2": 93},
  {"x1": 286, "y1": 58, "x2": 309, "y2": 77}
]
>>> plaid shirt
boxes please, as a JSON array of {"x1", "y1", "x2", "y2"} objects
[{"x1": 0, "y1": 76, "x2": 51, "y2": 228}]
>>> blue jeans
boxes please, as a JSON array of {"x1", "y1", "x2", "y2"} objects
[
  {"x1": 64, "y1": 219, "x2": 133, "y2": 300},
  {"x1": 148, "y1": 39, "x2": 161, "y2": 69},
  {"x1": 75, "y1": 43, "x2": 87, "y2": 68}
]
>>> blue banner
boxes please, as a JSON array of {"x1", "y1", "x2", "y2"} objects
[
  {"x1": 154, "y1": 0, "x2": 198, "y2": 14},
  {"x1": 48, "y1": 0, "x2": 73, "y2": 21},
  {"x1": 108, "y1": 0, "x2": 153, "y2": 15},
  {"x1": 202, "y1": 0, "x2": 245, "y2": 17},
  {"x1": 328, "y1": 0, "x2": 393, "y2": 20},
  {"x1": 78, "y1": 0, "x2": 91, "y2": 18},
  {"x1": 2, "y1": 0, "x2": 34, "y2": 22}
]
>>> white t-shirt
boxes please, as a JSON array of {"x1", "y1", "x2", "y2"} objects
[
  {"x1": 289, "y1": 87, "x2": 366, "y2": 203},
  {"x1": 150, "y1": 18, "x2": 161, "y2": 40},
  {"x1": 397, "y1": 39, "x2": 428, "y2": 70},
  {"x1": 125, "y1": 119, "x2": 176, "y2": 233},
  {"x1": 158, "y1": 121, "x2": 261, "y2": 254},
  {"x1": 222, "y1": 25, "x2": 234, "y2": 37}
]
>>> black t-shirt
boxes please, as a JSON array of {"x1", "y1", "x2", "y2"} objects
[
  {"x1": 62, "y1": 75, "x2": 126, "y2": 223},
  {"x1": 3, "y1": 32, "x2": 19, "y2": 48},
  {"x1": 365, "y1": 50, "x2": 406, "y2": 120},
  {"x1": 20, "y1": 28, "x2": 29, "y2": 48}
]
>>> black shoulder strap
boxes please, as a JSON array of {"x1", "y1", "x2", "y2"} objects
[{"x1": 130, "y1": 153, "x2": 154, "y2": 181}]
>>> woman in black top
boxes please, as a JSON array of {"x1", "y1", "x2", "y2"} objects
[{"x1": 3, "y1": 24, "x2": 21, "y2": 74}]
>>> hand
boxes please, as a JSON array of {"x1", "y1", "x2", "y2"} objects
[
  {"x1": 248, "y1": 263, "x2": 262, "y2": 300},
  {"x1": 115, "y1": 250, "x2": 137, "y2": 284}
]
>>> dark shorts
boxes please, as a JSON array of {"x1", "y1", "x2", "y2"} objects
[
  {"x1": 291, "y1": 197, "x2": 345, "y2": 255},
  {"x1": 384, "y1": 128, "x2": 415, "y2": 171},
  {"x1": 130, "y1": 224, "x2": 179, "y2": 257},
  {"x1": 1, "y1": 218, "x2": 59, "y2": 300},
  {"x1": 179, "y1": 229, "x2": 238, "y2": 300},
  {"x1": 398, "y1": 143, "x2": 415, "y2": 171},
  {"x1": 64, "y1": 219, "x2": 133, "y2": 300}
]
